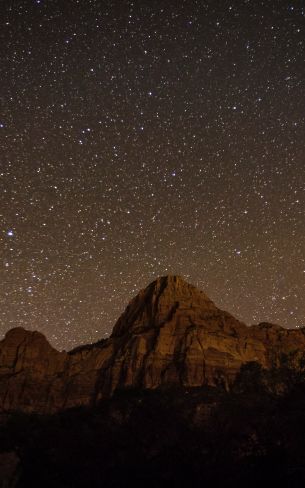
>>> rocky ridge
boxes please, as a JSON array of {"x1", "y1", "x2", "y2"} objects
[{"x1": 0, "y1": 275, "x2": 304, "y2": 414}]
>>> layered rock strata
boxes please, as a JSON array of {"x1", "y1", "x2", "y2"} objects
[{"x1": 0, "y1": 275, "x2": 304, "y2": 413}]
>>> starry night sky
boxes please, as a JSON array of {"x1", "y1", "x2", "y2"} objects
[{"x1": 1, "y1": 0, "x2": 305, "y2": 350}]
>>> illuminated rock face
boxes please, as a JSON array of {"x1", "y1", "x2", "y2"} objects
[{"x1": 0, "y1": 275, "x2": 305, "y2": 414}]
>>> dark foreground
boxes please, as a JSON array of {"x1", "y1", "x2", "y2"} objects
[{"x1": 2, "y1": 357, "x2": 305, "y2": 487}]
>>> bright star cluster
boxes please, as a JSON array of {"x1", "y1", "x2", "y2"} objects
[{"x1": 0, "y1": 0, "x2": 304, "y2": 350}]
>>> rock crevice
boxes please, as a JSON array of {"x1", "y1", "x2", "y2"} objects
[{"x1": 0, "y1": 275, "x2": 304, "y2": 413}]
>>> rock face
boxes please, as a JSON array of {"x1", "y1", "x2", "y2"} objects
[{"x1": 0, "y1": 275, "x2": 305, "y2": 414}]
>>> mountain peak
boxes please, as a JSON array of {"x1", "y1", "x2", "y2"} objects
[
  {"x1": 2, "y1": 327, "x2": 57, "y2": 353},
  {"x1": 111, "y1": 275, "x2": 217, "y2": 338},
  {"x1": 1, "y1": 276, "x2": 305, "y2": 414},
  {"x1": 4, "y1": 327, "x2": 45, "y2": 341}
]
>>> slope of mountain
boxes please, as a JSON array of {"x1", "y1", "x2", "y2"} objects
[{"x1": 0, "y1": 275, "x2": 304, "y2": 414}]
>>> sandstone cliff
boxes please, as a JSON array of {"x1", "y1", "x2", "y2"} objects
[{"x1": 0, "y1": 275, "x2": 304, "y2": 414}]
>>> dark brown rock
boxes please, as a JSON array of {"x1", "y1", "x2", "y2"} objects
[
  {"x1": 0, "y1": 275, "x2": 304, "y2": 413},
  {"x1": 0, "y1": 451, "x2": 19, "y2": 487}
]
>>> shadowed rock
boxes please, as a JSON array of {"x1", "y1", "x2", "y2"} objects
[{"x1": 0, "y1": 275, "x2": 304, "y2": 413}]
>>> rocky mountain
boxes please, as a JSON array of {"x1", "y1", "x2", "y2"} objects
[{"x1": 0, "y1": 275, "x2": 304, "y2": 414}]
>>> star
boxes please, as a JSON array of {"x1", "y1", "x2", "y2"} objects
[{"x1": 0, "y1": 0, "x2": 303, "y2": 350}]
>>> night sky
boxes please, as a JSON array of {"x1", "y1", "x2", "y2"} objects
[{"x1": 1, "y1": 0, "x2": 305, "y2": 350}]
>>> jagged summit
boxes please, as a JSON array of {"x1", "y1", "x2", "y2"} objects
[{"x1": 111, "y1": 275, "x2": 217, "y2": 338}]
